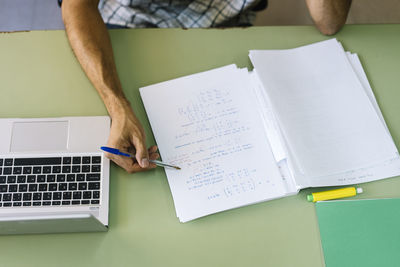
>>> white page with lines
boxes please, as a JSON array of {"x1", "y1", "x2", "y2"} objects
[
  {"x1": 250, "y1": 39, "x2": 398, "y2": 179},
  {"x1": 140, "y1": 65, "x2": 288, "y2": 222},
  {"x1": 305, "y1": 52, "x2": 400, "y2": 186}
]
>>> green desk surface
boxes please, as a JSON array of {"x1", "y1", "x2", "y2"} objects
[{"x1": 0, "y1": 25, "x2": 400, "y2": 267}]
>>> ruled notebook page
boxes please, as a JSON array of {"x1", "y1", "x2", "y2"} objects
[{"x1": 250, "y1": 39, "x2": 398, "y2": 179}]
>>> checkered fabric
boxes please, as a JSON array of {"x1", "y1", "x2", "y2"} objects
[{"x1": 99, "y1": 0, "x2": 266, "y2": 28}]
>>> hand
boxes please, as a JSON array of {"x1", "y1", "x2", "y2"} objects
[{"x1": 105, "y1": 103, "x2": 160, "y2": 173}]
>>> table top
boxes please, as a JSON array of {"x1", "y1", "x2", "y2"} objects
[{"x1": 0, "y1": 24, "x2": 399, "y2": 267}]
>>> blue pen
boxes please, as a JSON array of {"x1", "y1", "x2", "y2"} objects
[{"x1": 100, "y1": 146, "x2": 181, "y2": 170}]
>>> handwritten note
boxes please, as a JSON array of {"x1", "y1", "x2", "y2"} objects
[{"x1": 140, "y1": 65, "x2": 287, "y2": 222}]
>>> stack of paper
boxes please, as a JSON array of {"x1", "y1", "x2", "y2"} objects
[
  {"x1": 249, "y1": 39, "x2": 400, "y2": 187},
  {"x1": 140, "y1": 39, "x2": 400, "y2": 222}
]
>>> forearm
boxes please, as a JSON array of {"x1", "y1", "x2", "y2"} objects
[
  {"x1": 305, "y1": 0, "x2": 352, "y2": 35},
  {"x1": 62, "y1": 0, "x2": 129, "y2": 117},
  {"x1": 62, "y1": 0, "x2": 154, "y2": 170}
]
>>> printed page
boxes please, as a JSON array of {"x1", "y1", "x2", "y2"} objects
[
  {"x1": 140, "y1": 65, "x2": 287, "y2": 222},
  {"x1": 249, "y1": 39, "x2": 398, "y2": 179}
]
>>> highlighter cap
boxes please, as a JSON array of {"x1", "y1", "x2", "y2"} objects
[{"x1": 307, "y1": 194, "x2": 314, "y2": 202}]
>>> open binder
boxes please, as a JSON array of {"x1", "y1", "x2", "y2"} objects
[{"x1": 140, "y1": 39, "x2": 400, "y2": 222}]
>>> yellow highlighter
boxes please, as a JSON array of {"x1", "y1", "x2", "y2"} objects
[{"x1": 307, "y1": 187, "x2": 363, "y2": 202}]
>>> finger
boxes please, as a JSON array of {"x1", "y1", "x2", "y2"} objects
[
  {"x1": 105, "y1": 144, "x2": 158, "y2": 172},
  {"x1": 148, "y1": 145, "x2": 158, "y2": 153},
  {"x1": 107, "y1": 152, "x2": 158, "y2": 173},
  {"x1": 149, "y1": 152, "x2": 160, "y2": 160},
  {"x1": 105, "y1": 152, "x2": 136, "y2": 173},
  {"x1": 131, "y1": 136, "x2": 149, "y2": 168},
  {"x1": 148, "y1": 161, "x2": 157, "y2": 169},
  {"x1": 130, "y1": 161, "x2": 157, "y2": 172}
]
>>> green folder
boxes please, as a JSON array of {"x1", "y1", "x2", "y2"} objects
[{"x1": 316, "y1": 198, "x2": 400, "y2": 267}]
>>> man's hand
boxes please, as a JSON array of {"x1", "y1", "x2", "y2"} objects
[
  {"x1": 62, "y1": 0, "x2": 159, "y2": 173},
  {"x1": 106, "y1": 102, "x2": 159, "y2": 173},
  {"x1": 306, "y1": 0, "x2": 352, "y2": 35}
]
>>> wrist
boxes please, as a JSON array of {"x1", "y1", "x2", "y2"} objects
[{"x1": 105, "y1": 95, "x2": 132, "y2": 119}]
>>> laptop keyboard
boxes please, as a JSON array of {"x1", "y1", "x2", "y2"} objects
[{"x1": 0, "y1": 156, "x2": 101, "y2": 208}]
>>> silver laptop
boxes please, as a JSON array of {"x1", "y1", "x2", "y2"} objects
[{"x1": 0, "y1": 116, "x2": 110, "y2": 234}]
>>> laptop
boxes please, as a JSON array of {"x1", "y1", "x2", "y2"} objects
[{"x1": 0, "y1": 116, "x2": 110, "y2": 235}]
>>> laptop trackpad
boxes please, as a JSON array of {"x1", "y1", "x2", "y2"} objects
[{"x1": 10, "y1": 121, "x2": 69, "y2": 152}]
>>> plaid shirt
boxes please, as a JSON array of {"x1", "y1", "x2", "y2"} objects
[{"x1": 99, "y1": 0, "x2": 266, "y2": 28}]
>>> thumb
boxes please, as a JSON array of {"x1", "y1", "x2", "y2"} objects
[{"x1": 132, "y1": 136, "x2": 149, "y2": 168}]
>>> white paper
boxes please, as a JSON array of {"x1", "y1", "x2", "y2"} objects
[
  {"x1": 250, "y1": 39, "x2": 398, "y2": 178},
  {"x1": 307, "y1": 154, "x2": 400, "y2": 186},
  {"x1": 140, "y1": 65, "x2": 287, "y2": 222},
  {"x1": 248, "y1": 71, "x2": 287, "y2": 162},
  {"x1": 306, "y1": 52, "x2": 400, "y2": 186},
  {"x1": 140, "y1": 40, "x2": 400, "y2": 222},
  {"x1": 346, "y1": 52, "x2": 390, "y2": 135}
]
